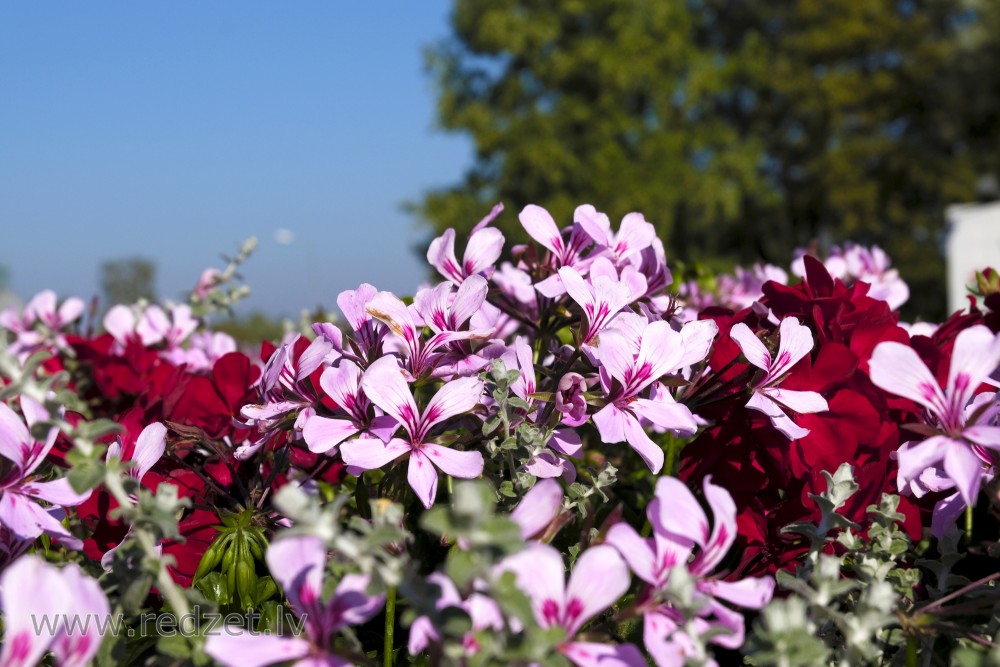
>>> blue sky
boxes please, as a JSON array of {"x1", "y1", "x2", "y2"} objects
[{"x1": 0, "y1": 2, "x2": 473, "y2": 316}]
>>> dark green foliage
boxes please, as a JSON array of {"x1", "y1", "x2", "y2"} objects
[{"x1": 418, "y1": 0, "x2": 1000, "y2": 318}]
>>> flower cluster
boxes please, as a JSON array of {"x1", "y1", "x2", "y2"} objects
[{"x1": 1, "y1": 204, "x2": 999, "y2": 666}]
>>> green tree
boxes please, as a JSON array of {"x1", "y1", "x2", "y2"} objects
[
  {"x1": 101, "y1": 258, "x2": 156, "y2": 307},
  {"x1": 418, "y1": 0, "x2": 1000, "y2": 318}
]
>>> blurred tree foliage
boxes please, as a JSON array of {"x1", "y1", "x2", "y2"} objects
[
  {"x1": 101, "y1": 258, "x2": 156, "y2": 307},
  {"x1": 417, "y1": 0, "x2": 1000, "y2": 318}
]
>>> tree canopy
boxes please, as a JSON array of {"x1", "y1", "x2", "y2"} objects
[{"x1": 417, "y1": 0, "x2": 1000, "y2": 317}]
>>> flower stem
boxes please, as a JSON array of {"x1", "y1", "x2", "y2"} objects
[
  {"x1": 965, "y1": 504, "x2": 973, "y2": 543},
  {"x1": 383, "y1": 586, "x2": 397, "y2": 667}
]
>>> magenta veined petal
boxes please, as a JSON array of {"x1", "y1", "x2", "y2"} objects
[
  {"x1": 869, "y1": 341, "x2": 948, "y2": 418},
  {"x1": 421, "y1": 444, "x2": 484, "y2": 480},
  {"x1": 204, "y1": 629, "x2": 312, "y2": 667},
  {"x1": 0, "y1": 555, "x2": 72, "y2": 667},
  {"x1": 729, "y1": 323, "x2": 771, "y2": 372},
  {"x1": 266, "y1": 535, "x2": 328, "y2": 619},
  {"x1": 420, "y1": 376, "x2": 484, "y2": 439},
  {"x1": 770, "y1": 317, "x2": 814, "y2": 378},
  {"x1": 496, "y1": 543, "x2": 567, "y2": 630},
  {"x1": 361, "y1": 356, "x2": 420, "y2": 438},
  {"x1": 520, "y1": 204, "x2": 564, "y2": 256},
  {"x1": 563, "y1": 544, "x2": 631, "y2": 636},
  {"x1": 510, "y1": 478, "x2": 563, "y2": 539},
  {"x1": 606, "y1": 522, "x2": 657, "y2": 586},
  {"x1": 408, "y1": 450, "x2": 441, "y2": 508}
]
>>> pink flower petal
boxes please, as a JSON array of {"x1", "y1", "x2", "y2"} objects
[
  {"x1": 340, "y1": 438, "x2": 410, "y2": 471},
  {"x1": 729, "y1": 323, "x2": 770, "y2": 372},
  {"x1": 204, "y1": 630, "x2": 311, "y2": 667},
  {"x1": 605, "y1": 522, "x2": 657, "y2": 585},
  {"x1": 563, "y1": 545, "x2": 631, "y2": 636},
  {"x1": 266, "y1": 536, "x2": 327, "y2": 619},
  {"x1": 510, "y1": 479, "x2": 563, "y2": 539},
  {"x1": 421, "y1": 444, "x2": 484, "y2": 479},
  {"x1": 408, "y1": 450, "x2": 440, "y2": 508},
  {"x1": 302, "y1": 416, "x2": 360, "y2": 454}
]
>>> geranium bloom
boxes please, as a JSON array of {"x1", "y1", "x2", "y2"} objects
[
  {"x1": 575, "y1": 205, "x2": 656, "y2": 266},
  {"x1": 239, "y1": 334, "x2": 332, "y2": 444},
  {"x1": 427, "y1": 203, "x2": 505, "y2": 285},
  {"x1": 559, "y1": 261, "x2": 640, "y2": 346},
  {"x1": 301, "y1": 359, "x2": 397, "y2": 455},
  {"x1": 0, "y1": 397, "x2": 90, "y2": 549},
  {"x1": 366, "y1": 283, "x2": 490, "y2": 379},
  {"x1": 497, "y1": 543, "x2": 645, "y2": 667},
  {"x1": 0, "y1": 555, "x2": 110, "y2": 667},
  {"x1": 869, "y1": 325, "x2": 1000, "y2": 519},
  {"x1": 499, "y1": 337, "x2": 581, "y2": 479},
  {"x1": 340, "y1": 356, "x2": 485, "y2": 508},
  {"x1": 730, "y1": 317, "x2": 828, "y2": 440},
  {"x1": 606, "y1": 476, "x2": 775, "y2": 665},
  {"x1": 103, "y1": 303, "x2": 198, "y2": 350},
  {"x1": 205, "y1": 535, "x2": 384, "y2": 667},
  {"x1": 509, "y1": 478, "x2": 564, "y2": 540},
  {"x1": 100, "y1": 422, "x2": 168, "y2": 568},
  {"x1": 593, "y1": 317, "x2": 703, "y2": 473},
  {"x1": 408, "y1": 572, "x2": 504, "y2": 657},
  {"x1": 24, "y1": 290, "x2": 85, "y2": 333}
]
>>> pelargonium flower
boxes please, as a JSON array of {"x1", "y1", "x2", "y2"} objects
[
  {"x1": 606, "y1": 476, "x2": 775, "y2": 665},
  {"x1": 575, "y1": 205, "x2": 656, "y2": 267},
  {"x1": 427, "y1": 203, "x2": 505, "y2": 285},
  {"x1": 238, "y1": 334, "x2": 332, "y2": 447},
  {"x1": 559, "y1": 260, "x2": 641, "y2": 346},
  {"x1": 205, "y1": 535, "x2": 384, "y2": 667},
  {"x1": 509, "y1": 478, "x2": 564, "y2": 540},
  {"x1": 103, "y1": 303, "x2": 198, "y2": 350},
  {"x1": 0, "y1": 554, "x2": 110, "y2": 667},
  {"x1": 340, "y1": 356, "x2": 485, "y2": 508},
  {"x1": 318, "y1": 283, "x2": 386, "y2": 366},
  {"x1": 366, "y1": 283, "x2": 490, "y2": 379},
  {"x1": 100, "y1": 421, "x2": 168, "y2": 568},
  {"x1": 498, "y1": 337, "x2": 581, "y2": 479},
  {"x1": 301, "y1": 359, "x2": 398, "y2": 455},
  {"x1": 0, "y1": 397, "x2": 90, "y2": 549},
  {"x1": 593, "y1": 316, "x2": 704, "y2": 473},
  {"x1": 869, "y1": 324, "x2": 1000, "y2": 527},
  {"x1": 24, "y1": 290, "x2": 85, "y2": 333},
  {"x1": 408, "y1": 572, "x2": 504, "y2": 657},
  {"x1": 496, "y1": 542, "x2": 645, "y2": 667},
  {"x1": 730, "y1": 317, "x2": 828, "y2": 440},
  {"x1": 0, "y1": 290, "x2": 84, "y2": 359}
]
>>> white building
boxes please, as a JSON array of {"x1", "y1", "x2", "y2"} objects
[{"x1": 945, "y1": 201, "x2": 1000, "y2": 313}]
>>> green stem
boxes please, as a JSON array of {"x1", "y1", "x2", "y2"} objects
[
  {"x1": 965, "y1": 504, "x2": 973, "y2": 543},
  {"x1": 663, "y1": 435, "x2": 682, "y2": 476},
  {"x1": 383, "y1": 586, "x2": 397, "y2": 667},
  {"x1": 906, "y1": 634, "x2": 918, "y2": 667}
]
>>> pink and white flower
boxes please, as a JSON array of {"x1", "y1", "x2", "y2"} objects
[
  {"x1": 869, "y1": 325, "x2": 1000, "y2": 529},
  {"x1": 0, "y1": 554, "x2": 110, "y2": 667},
  {"x1": 0, "y1": 397, "x2": 90, "y2": 550},
  {"x1": 340, "y1": 356, "x2": 485, "y2": 508},
  {"x1": 496, "y1": 542, "x2": 645, "y2": 667},
  {"x1": 301, "y1": 360, "x2": 398, "y2": 455},
  {"x1": 427, "y1": 203, "x2": 505, "y2": 285},
  {"x1": 592, "y1": 317, "x2": 703, "y2": 473},
  {"x1": 606, "y1": 476, "x2": 774, "y2": 665},
  {"x1": 205, "y1": 535, "x2": 384, "y2": 667},
  {"x1": 730, "y1": 317, "x2": 828, "y2": 440}
]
